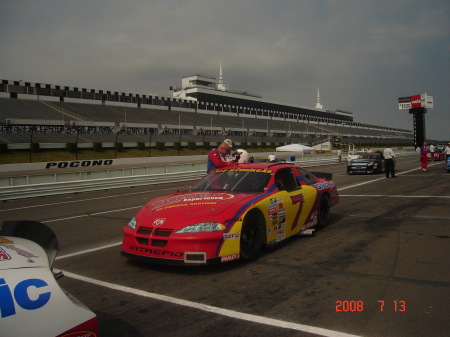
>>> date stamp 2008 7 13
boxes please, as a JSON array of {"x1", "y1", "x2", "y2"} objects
[{"x1": 335, "y1": 300, "x2": 407, "y2": 312}]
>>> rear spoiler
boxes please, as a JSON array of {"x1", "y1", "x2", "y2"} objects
[
  {"x1": 311, "y1": 171, "x2": 332, "y2": 180},
  {"x1": 0, "y1": 220, "x2": 59, "y2": 268}
]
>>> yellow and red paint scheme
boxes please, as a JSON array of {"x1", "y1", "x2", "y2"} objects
[{"x1": 121, "y1": 163, "x2": 338, "y2": 265}]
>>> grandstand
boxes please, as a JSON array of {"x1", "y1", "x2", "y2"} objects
[{"x1": 0, "y1": 79, "x2": 413, "y2": 149}]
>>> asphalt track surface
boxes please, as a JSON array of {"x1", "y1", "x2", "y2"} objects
[{"x1": 1, "y1": 156, "x2": 449, "y2": 337}]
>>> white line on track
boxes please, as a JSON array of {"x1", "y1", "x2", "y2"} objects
[
  {"x1": 59, "y1": 269, "x2": 361, "y2": 337},
  {"x1": 339, "y1": 194, "x2": 450, "y2": 198},
  {"x1": 337, "y1": 165, "x2": 438, "y2": 191},
  {"x1": 43, "y1": 206, "x2": 142, "y2": 223},
  {"x1": 0, "y1": 186, "x2": 184, "y2": 212},
  {"x1": 56, "y1": 242, "x2": 122, "y2": 260}
]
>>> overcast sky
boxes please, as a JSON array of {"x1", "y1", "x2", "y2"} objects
[{"x1": 1, "y1": 0, "x2": 449, "y2": 140}]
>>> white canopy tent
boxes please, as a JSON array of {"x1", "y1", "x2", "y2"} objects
[
  {"x1": 276, "y1": 144, "x2": 315, "y2": 161},
  {"x1": 276, "y1": 144, "x2": 314, "y2": 152}
]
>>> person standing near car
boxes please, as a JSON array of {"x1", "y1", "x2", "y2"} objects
[
  {"x1": 207, "y1": 139, "x2": 236, "y2": 173},
  {"x1": 420, "y1": 142, "x2": 429, "y2": 172},
  {"x1": 444, "y1": 143, "x2": 450, "y2": 162},
  {"x1": 383, "y1": 145, "x2": 396, "y2": 178},
  {"x1": 430, "y1": 143, "x2": 436, "y2": 162}
]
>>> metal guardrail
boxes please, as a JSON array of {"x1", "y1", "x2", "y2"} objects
[
  {"x1": 0, "y1": 170, "x2": 205, "y2": 201},
  {"x1": 0, "y1": 151, "x2": 417, "y2": 201}
]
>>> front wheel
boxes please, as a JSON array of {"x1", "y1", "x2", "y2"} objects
[
  {"x1": 240, "y1": 213, "x2": 265, "y2": 261},
  {"x1": 317, "y1": 195, "x2": 331, "y2": 228}
]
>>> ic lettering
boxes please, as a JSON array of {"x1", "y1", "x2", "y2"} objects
[
  {"x1": 0, "y1": 278, "x2": 16, "y2": 318},
  {"x1": 0, "y1": 278, "x2": 51, "y2": 318},
  {"x1": 14, "y1": 278, "x2": 51, "y2": 310}
]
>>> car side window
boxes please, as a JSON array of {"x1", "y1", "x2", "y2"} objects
[
  {"x1": 297, "y1": 167, "x2": 317, "y2": 185},
  {"x1": 275, "y1": 168, "x2": 300, "y2": 191}
]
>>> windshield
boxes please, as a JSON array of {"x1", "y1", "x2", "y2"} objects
[
  {"x1": 190, "y1": 171, "x2": 271, "y2": 194},
  {"x1": 358, "y1": 154, "x2": 381, "y2": 160}
]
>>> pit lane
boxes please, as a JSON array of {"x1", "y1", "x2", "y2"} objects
[{"x1": 1, "y1": 157, "x2": 449, "y2": 337}]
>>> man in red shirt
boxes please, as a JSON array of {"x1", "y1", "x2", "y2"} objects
[
  {"x1": 207, "y1": 139, "x2": 235, "y2": 173},
  {"x1": 420, "y1": 142, "x2": 428, "y2": 172}
]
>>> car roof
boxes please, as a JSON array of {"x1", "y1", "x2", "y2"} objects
[{"x1": 224, "y1": 162, "x2": 295, "y2": 171}]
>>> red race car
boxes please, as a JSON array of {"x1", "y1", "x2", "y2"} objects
[
  {"x1": 427, "y1": 149, "x2": 445, "y2": 161},
  {"x1": 121, "y1": 162, "x2": 339, "y2": 265}
]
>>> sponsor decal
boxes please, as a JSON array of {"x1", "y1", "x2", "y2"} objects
[
  {"x1": 129, "y1": 246, "x2": 183, "y2": 257},
  {"x1": 153, "y1": 218, "x2": 166, "y2": 227},
  {"x1": 315, "y1": 181, "x2": 335, "y2": 190},
  {"x1": 273, "y1": 223, "x2": 285, "y2": 231},
  {"x1": 221, "y1": 253, "x2": 239, "y2": 262},
  {"x1": 302, "y1": 210, "x2": 318, "y2": 230},
  {"x1": 45, "y1": 159, "x2": 113, "y2": 169},
  {"x1": 214, "y1": 168, "x2": 273, "y2": 173},
  {"x1": 1, "y1": 244, "x2": 37, "y2": 261},
  {"x1": 0, "y1": 247, "x2": 11, "y2": 261},
  {"x1": 0, "y1": 237, "x2": 14, "y2": 244},
  {"x1": 223, "y1": 233, "x2": 240, "y2": 240},
  {"x1": 183, "y1": 194, "x2": 234, "y2": 202},
  {"x1": 153, "y1": 193, "x2": 234, "y2": 208},
  {"x1": 276, "y1": 229, "x2": 285, "y2": 242},
  {"x1": 0, "y1": 278, "x2": 51, "y2": 318}
]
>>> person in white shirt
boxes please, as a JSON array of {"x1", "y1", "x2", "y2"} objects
[
  {"x1": 430, "y1": 143, "x2": 436, "y2": 162},
  {"x1": 445, "y1": 143, "x2": 450, "y2": 162},
  {"x1": 383, "y1": 146, "x2": 396, "y2": 178}
]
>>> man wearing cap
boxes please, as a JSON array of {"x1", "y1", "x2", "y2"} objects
[{"x1": 207, "y1": 139, "x2": 236, "y2": 173}]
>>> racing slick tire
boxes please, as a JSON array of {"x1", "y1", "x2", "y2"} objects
[
  {"x1": 240, "y1": 211, "x2": 265, "y2": 261},
  {"x1": 317, "y1": 194, "x2": 331, "y2": 228}
]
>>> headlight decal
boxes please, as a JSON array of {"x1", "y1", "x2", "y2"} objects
[
  {"x1": 175, "y1": 222, "x2": 226, "y2": 234},
  {"x1": 127, "y1": 217, "x2": 137, "y2": 230}
]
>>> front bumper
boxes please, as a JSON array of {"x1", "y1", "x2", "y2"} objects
[
  {"x1": 121, "y1": 226, "x2": 239, "y2": 265},
  {"x1": 120, "y1": 250, "x2": 224, "y2": 265}
]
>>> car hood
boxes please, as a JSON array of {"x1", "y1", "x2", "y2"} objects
[
  {"x1": 138, "y1": 191, "x2": 259, "y2": 228},
  {"x1": 350, "y1": 159, "x2": 374, "y2": 164}
]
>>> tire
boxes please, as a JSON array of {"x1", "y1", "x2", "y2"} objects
[
  {"x1": 317, "y1": 194, "x2": 331, "y2": 228},
  {"x1": 240, "y1": 212, "x2": 265, "y2": 261}
]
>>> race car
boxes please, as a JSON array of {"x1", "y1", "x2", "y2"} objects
[
  {"x1": 347, "y1": 151, "x2": 365, "y2": 162},
  {"x1": 428, "y1": 149, "x2": 445, "y2": 161},
  {"x1": 122, "y1": 162, "x2": 339, "y2": 265},
  {"x1": 0, "y1": 220, "x2": 98, "y2": 337},
  {"x1": 347, "y1": 151, "x2": 385, "y2": 174}
]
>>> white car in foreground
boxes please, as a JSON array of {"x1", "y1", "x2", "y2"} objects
[{"x1": 0, "y1": 220, "x2": 98, "y2": 337}]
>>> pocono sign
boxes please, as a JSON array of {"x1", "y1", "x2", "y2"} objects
[{"x1": 398, "y1": 93, "x2": 433, "y2": 110}]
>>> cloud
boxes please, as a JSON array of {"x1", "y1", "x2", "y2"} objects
[{"x1": 1, "y1": 0, "x2": 449, "y2": 139}]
